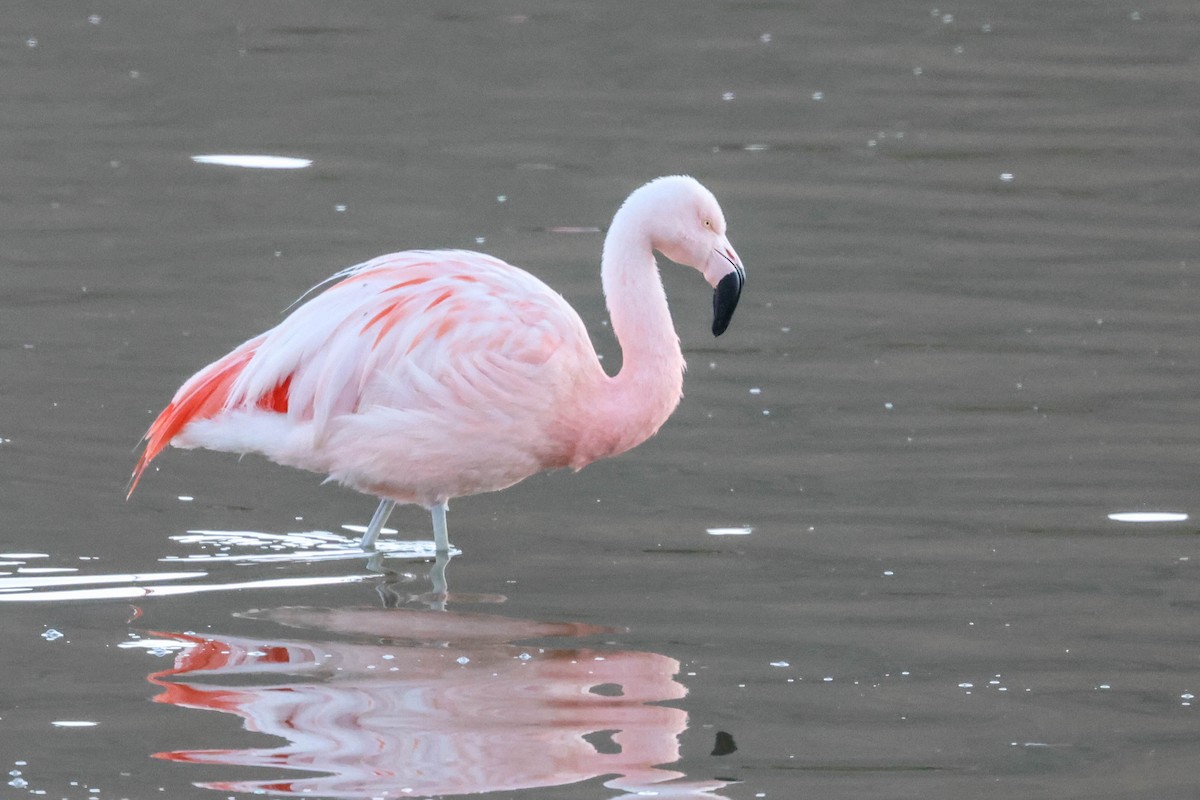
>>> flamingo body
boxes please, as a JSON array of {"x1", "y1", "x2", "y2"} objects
[{"x1": 131, "y1": 176, "x2": 744, "y2": 548}]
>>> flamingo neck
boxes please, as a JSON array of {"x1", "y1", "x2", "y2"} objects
[{"x1": 584, "y1": 207, "x2": 685, "y2": 462}]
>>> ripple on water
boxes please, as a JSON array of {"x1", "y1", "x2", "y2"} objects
[
  {"x1": 0, "y1": 524, "x2": 446, "y2": 603},
  {"x1": 165, "y1": 528, "x2": 458, "y2": 563}
]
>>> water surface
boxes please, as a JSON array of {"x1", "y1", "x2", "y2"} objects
[{"x1": 2, "y1": 2, "x2": 1198, "y2": 798}]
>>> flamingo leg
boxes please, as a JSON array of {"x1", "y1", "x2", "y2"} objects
[
  {"x1": 431, "y1": 500, "x2": 450, "y2": 554},
  {"x1": 359, "y1": 498, "x2": 396, "y2": 550}
]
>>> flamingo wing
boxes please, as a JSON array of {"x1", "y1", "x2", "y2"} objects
[{"x1": 131, "y1": 250, "x2": 598, "y2": 499}]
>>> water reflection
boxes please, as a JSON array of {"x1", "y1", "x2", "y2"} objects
[{"x1": 146, "y1": 606, "x2": 727, "y2": 798}]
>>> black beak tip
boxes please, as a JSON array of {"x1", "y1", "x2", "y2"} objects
[{"x1": 711, "y1": 270, "x2": 743, "y2": 336}]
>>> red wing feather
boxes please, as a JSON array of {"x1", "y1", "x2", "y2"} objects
[{"x1": 128, "y1": 340, "x2": 282, "y2": 497}]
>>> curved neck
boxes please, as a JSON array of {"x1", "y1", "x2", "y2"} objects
[{"x1": 585, "y1": 207, "x2": 685, "y2": 459}]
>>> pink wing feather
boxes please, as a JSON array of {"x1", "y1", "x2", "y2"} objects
[{"x1": 130, "y1": 250, "x2": 598, "y2": 500}]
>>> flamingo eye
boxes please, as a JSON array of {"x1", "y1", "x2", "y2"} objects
[{"x1": 703, "y1": 219, "x2": 712, "y2": 229}]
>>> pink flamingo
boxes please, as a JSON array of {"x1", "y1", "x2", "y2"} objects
[{"x1": 129, "y1": 176, "x2": 744, "y2": 553}]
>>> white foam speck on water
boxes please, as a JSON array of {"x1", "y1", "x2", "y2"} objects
[
  {"x1": 1107, "y1": 512, "x2": 1188, "y2": 523},
  {"x1": 50, "y1": 720, "x2": 98, "y2": 728},
  {"x1": 191, "y1": 154, "x2": 312, "y2": 169},
  {"x1": 706, "y1": 527, "x2": 753, "y2": 536}
]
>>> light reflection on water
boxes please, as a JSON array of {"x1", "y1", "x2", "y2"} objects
[
  {"x1": 0, "y1": 572, "x2": 371, "y2": 603},
  {"x1": 0, "y1": 529, "x2": 454, "y2": 603},
  {"x1": 190, "y1": 154, "x2": 313, "y2": 169},
  {"x1": 0, "y1": 570, "x2": 206, "y2": 594},
  {"x1": 143, "y1": 606, "x2": 727, "y2": 798},
  {"x1": 164, "y1": 528, "x2": 460, "y2": 564},
  {"x1": 1107, "y1": 511, "x2": 1189, "y2": 523}
]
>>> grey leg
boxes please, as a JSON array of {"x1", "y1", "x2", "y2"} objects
[
  {"x1": 431, "y1": 500, "x2": 450, "y2": 554},
  {"x1": 359, "y1": 498, "x2": 396, "y2": 550}
]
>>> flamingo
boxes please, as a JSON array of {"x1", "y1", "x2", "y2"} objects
[{"x1": 129, "y1": 176, "x2": 745, "y2": 555}]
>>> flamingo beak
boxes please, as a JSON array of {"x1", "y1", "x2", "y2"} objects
[{"x1": 710, "y1": 247, "x2": 745, "y2": 337}]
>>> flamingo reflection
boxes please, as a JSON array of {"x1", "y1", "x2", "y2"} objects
[{"x1": 147, "y1": 606, "x2": 728, "y2": 798}]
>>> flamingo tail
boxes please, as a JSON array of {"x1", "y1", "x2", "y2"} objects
[{"x1": 128, "y1": 340, "x2": 271, "y2": 498}]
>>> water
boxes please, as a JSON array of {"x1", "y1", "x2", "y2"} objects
[{"x1": 2, "y1": 1, "x2": 1198, "y2": 798}]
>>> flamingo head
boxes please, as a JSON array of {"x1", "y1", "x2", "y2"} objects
[{"x1": 642, "y1": 176, "x2": 746, "y2": 336}]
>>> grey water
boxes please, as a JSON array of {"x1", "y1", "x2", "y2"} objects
[{"x1": 1, "y1": 2, "x2": 1198, "y2": 798}]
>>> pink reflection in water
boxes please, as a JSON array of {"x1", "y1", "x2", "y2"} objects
[{"x1": 147, "y1": 607, "x2": 727, "y2": 798}]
